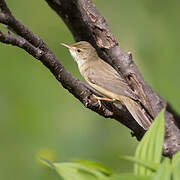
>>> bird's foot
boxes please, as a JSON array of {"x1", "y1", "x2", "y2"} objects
[{"x1": 92, "y1": 94, "x2": 115, "y2": 109}]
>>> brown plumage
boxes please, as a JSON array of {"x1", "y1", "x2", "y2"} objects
[{"x1": 61, "y1": 41, "x2": 152, "y2": 129}]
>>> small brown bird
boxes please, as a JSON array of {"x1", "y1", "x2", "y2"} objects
[{"x1": 61, "y1": 41, "x2": 152, "y2": 129}]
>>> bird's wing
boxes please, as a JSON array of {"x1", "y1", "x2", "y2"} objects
[
  {"x1": 85, "y1": 60, "x2": 152, "y2": 129},
  {"x1": 85, "y1": 59, "x2": 138, "y2": 100}
]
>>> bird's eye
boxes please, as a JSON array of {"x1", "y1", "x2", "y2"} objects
[{"x1": 77, "y1": 49, "x2": 81, "y2": 53}]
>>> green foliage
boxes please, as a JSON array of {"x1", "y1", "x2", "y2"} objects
[
  {"x1": 172, "y1": 151, "x2": 180, "y2": 180},
  {"x1": 41, "y1": 158, "x2": 111, "y2": 180},
  {"x1": 43, "y1": 108, "x2": 180, "y2": 180},
  {"x1": 108, "y1": 174, "x2": 151, "y2": 180},
  {"x1": 72, "y1": 159, "x2": 112, "y2": 176},
  {"x1": 172, "y1": 151, "x2": 180, "y2": 168},
  {"x1": 151, "y1": 158, "x2": 172, "y2": 180},
  {"x1": 134, "y1": 109, "x2": 165, "y2": 176},
  {"x1": 120, "y1": 156, "x2": 159, "y2": 172}
]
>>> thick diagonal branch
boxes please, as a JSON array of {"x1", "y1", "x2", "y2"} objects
[
  {"x1": 0, "y1": 0, "x2": 180, "y2": 156},
  {"x1": 0, "y1": 0, "x2": 145, "y2": 138},
  {"x1": 44, "y1": 0, "x2": 180, "y2": 156}
]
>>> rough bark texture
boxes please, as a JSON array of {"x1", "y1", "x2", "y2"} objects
[{"x1": 0, "y1": 0, "x2": 180, "y2": 157}]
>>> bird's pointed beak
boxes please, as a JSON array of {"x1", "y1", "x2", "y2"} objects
[{"x1": 61, "y1": 43, "x2": 72, "y2": 49}]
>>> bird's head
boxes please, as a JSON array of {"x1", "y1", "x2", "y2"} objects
[{"x1": 61, "y1": 41, "x2": 98, "y2": 65}]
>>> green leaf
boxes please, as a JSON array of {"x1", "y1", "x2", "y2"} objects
[
  {"x1": 151, "y1": 158, "x2": 172, "y2": 180},
  {"x1": 41, "y1": 158, "x2": 109, "y2": 180},
  {"x1": 120, "y1": 155, "x2": 159, "y2": 171},
  {"x1": 172, "y1": 151, "x2": 180, "y2": 168},
  {"x1": 40, "y1": 157, "x2": 55, "y2": 169},
  {"x1": 172, "y1": 151, "x2": 180, "y2": 180},
  {"x1": 106, "y1": 173, "x2": 151, "y2": 180},
  {"x1": 54, "y1": 162, "x2": 101, "y2": 180},
  {"x1": 172, "y1": 168, "x2": 180, "y2": 180},
  {"x1": 72, "y1": 159, "x2": 112, "y2": 176},
  {"x1": 135, "y1": 109, "x2": 165, "y2": 176}
]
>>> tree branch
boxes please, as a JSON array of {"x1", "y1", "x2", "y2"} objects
[
  {"x1": 44, "y1": 0, "x2": 180, "y2": 157},
  {"x1": 0, "y1": 0, "x2": 145, "y2": 138},
  {"x1": 0, "y1": 0, "x2": 180, "y2": 157}
]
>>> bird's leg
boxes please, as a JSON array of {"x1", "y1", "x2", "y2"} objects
[{"x1": 92, "y1": 94, "x2": 116, "y2": 108}]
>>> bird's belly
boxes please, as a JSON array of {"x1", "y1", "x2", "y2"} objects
[{"x1": 88, "y1": 81, "x2": 122, "y2": 101}]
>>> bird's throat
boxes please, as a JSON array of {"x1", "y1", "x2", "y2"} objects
[{"x1": 69, "y1": 50, "x2": 84, "y2": 65}]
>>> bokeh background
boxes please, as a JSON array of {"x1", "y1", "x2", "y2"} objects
[{"x1": 0, "y1": 0, "x2": 180, "y2": 179}]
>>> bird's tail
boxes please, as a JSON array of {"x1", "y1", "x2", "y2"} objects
[{"x1": 121, "y1": 96, "x2": 153, "y2": 130}]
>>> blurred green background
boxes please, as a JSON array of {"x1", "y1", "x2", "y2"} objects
[{"x1": 0, "y1": 0, "x2": 180, "y2": 179}]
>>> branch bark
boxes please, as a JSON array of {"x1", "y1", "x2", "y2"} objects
[{"x1": 0, "y1": 0, "x2": 180, "y2": 157}]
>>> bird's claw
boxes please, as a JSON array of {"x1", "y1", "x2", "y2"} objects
[{"x1": 92, "y1": 94, "x2": 102, "y2": 109}]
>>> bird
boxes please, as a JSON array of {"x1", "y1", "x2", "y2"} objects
[{"x1": 61, "y1": 41, "x2": 152, "y2": 129}]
